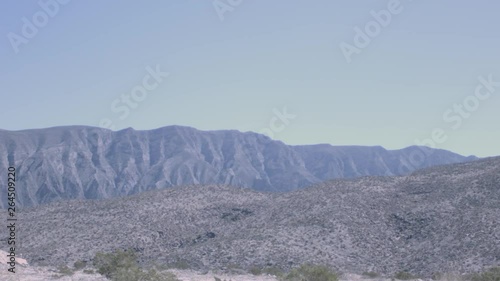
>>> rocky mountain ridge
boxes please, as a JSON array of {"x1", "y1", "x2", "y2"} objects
[{"x1": 0, "y1": 125, "x2": 477, "y2": 208}]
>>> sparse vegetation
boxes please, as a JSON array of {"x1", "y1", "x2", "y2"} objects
[
  {"x1": 467, "y1": 267, "x2": 500, "y2": 281},
  {"x1": 73, "y1": 259, "x2": 87, "y2": 270},
  {"x1": 55, "y1": 265, "x2": 75, "y2": 277},
  {"x1": 281, "y1": 264, "x2": 338, "y2": 281},
  {"x1": 93, "y1": 249, "x2": 135, "y2": 279},
  {"x1": 92, "y1": 249, "x2": 180, "y2": 281},
  {"x1": 429, "y1": 268, "x2": 500, "y2": 281},
  {"x1": 249, "y1": 266, "x2": 262, "y2": 275}
]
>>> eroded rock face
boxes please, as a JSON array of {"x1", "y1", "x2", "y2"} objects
[
  {"x1": 9, "y1": 157, "x2": 500, "y2": 277},
  {"x1": 0, "y1": 125, "x2": 476, "y2": 208}
]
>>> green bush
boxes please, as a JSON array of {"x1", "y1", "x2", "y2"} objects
[
  {"x1": 56, "y1": 265, "x2": 75, "y2": 276},
  {"x1": 394, "y1": 271, "x2": 418, "y2": 280},
  {"x1": 93, "y1": 249, "x2": 137, "y2": 279},
  {"x1": 73, "y1": 260, "x2": 87, "y2": 270},
  {"x1": 281, "y1": 264, "x2": 338, "y2": 281},
  {"x1": 92, "y1": 249, "x2": 180, "y2": 281}
]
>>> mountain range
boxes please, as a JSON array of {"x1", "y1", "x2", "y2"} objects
[{"x1": 0, "y1": 125, "x2": 477, "y2": 208}]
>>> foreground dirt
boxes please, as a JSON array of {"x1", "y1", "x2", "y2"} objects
[{"x1": 0, "y1": 266, "x2": 429, "y2": 281}]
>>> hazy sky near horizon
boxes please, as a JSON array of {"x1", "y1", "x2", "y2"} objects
[{"x1": 1, "y1": 0, "x2": 499, "y2": 157}]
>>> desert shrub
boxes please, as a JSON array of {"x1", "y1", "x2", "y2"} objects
[
  {"x1": 73, "y1": 260, "x2": 87, "y2": 270},
  {"x1": 93, "y1": 249, "x2": 137, "y2": 279},
  {"x1": 394, "y1": 271, "x2": 418, "y2": 280},
  {"x1": 362, "y1": 271, "x2": 380, "y2": 278},
  {"x1": 468, "y1": 267, "x2": 500, "y2": 281},
  {"x1": 109, "y1": 265, "x2": 144, "y2": 281},
  {"x1": 57, "y1": 265, "x2": 75, "y2": 276},
  {"x1": 281, "y1": 264, "x2": 338, "y2": 281},
  {"x1": 92, "y1": 249, "x2": 180, "y2": 281}
]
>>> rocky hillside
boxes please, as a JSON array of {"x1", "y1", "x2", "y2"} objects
[
  {"x1": 0, "y1": 125, "x2": 476, "y2": 208},
  {"x1": 7, "y1": 156, "x2": 499, "y2": 277}
]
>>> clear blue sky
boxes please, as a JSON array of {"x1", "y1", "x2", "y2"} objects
[{"x1": 1, "y1": 0, "x2": 499, "y2": 157}]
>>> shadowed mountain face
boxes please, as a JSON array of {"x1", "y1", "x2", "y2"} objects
[
  {"x1": 0, "y1": 125, "x2": 476, "y2": 208},
  {"x1": 8, "y1": 157, "x2": 500, "y2": 277}
]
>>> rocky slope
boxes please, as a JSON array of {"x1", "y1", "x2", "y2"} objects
[
  {"x1": 6, "y1": 156, "x2": 499, "y2": 277},
  {"x1": 0, "y1": 125, "x2": 476, "y2": 208}
]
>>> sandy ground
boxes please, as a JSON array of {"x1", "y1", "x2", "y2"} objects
[
  {"x1": 0, "y1": 249, "x2": 106, "y2": 281},
  {"x1": 170, "y1": 269, "x2": 280, "y2": 281},
  {"x1": 169, "y1": 270, "x2": 423, "y2": 281},
  {"x1": 0, "y1": 250, "x2": 28, "y2": 266},
  {"x1": 0, "y1": 250, "x2": 428, "y2": 281},
  {"x1": 0, "y1": 267, "x2": 428, "y2": 281},
  {"x1": 0, "y1": 267, "x2": 108, "y2": 281},
  {"x1": 0, "y1": 267, "x2": 279, "y2": 281}
]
